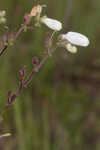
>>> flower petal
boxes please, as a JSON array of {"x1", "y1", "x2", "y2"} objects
[
  {"x1": 61, "y1": 32, "x2": 90, "y2": 47},
  {"x1": 41, "y1": 17, "x2": 62, "y2": 31}
]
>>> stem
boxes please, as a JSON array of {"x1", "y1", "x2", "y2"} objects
[
  {"x1": 14, "y1": 25, "x2": 26, "y2": 40},
  {"x1": 0, "y1": 45, "x2": 8, "y2": 56},
  {"x1": 0, "y1": 42, "x2": 57, "y2": 116},
  {"x1": 24, "y1": 53, "x2": 49, "y2": 87},
  {"x1": 24, "y1": 70, "x2": 35, "y2": 87},
  {"x1": 0, "y1": 15, "x2": 32, "y2": 57},
  {"x1": 50, "y1": 31, "x2": 56, "y2": 42},
  {"x1": 14, "y1": 16, "x2": 31, "y2": 40}
]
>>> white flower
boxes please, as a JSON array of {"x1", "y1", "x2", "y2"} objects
[
  {"x1": 41, "y1": 16, "x2": 62, "y2": 31},
  {"x1": 60, "y1": 32, "x2": 90, "y2": 47},
  {"x1": 0, "y1": 10, "x2": 6, "y2": 24}
]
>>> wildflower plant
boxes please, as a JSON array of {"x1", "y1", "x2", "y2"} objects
[{"x1": 0, "y1": 4, "x2": 90, "y2": 119}]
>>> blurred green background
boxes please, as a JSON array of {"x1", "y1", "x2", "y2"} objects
[{"x1": 0, "y1": 0, "x2": 100, "y2": 150}]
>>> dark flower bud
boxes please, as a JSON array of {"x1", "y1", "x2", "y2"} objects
[
  {"x1": 10, "y1": 94, "x2": 16, "y2": 103},
  {"x1": 2, "y1": 35, "x2": 7, "y2": 42},
  {"x1": 8, "y1": 90, "x2": 12, "y2": 97},
  {"x1": 19, "y1": 66, "x2": 26, "y2": 80},
  {"x1": 24, "y1": 13, "x2": 30, "y2": 22},
  {"x1": 32, "y1": 56, "x2": 39, "y2": 65}
]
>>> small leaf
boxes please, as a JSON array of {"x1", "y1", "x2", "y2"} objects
[{"x1": 0, "y1": 133, "x2": 11, "y2": 138}]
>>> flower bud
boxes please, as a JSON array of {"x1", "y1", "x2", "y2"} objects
[
  {"x1": 8, "y1": 90, "x2": 12, "y2": 97},
  {"x1": 2, "y1": 35, "x2": 7, "y2": 42},
  {"x1": 32, "y1": 56, "x2": 39, "y2": 65},
  {"x1": 24, "y1": 13, "x2": 30, "y2": 22},
  {"x1": 19, "y1": 66, "x2": 26, "y2": 80},
  {"x1": 0, "y1": 17, "x2": 6, "y2": 24},
  {"x1": 30, "y1": 5, "x2": 42, "y2": 17},
  {"x1": 65, "y1": 43, "x2": 77, "y2": 53}
]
